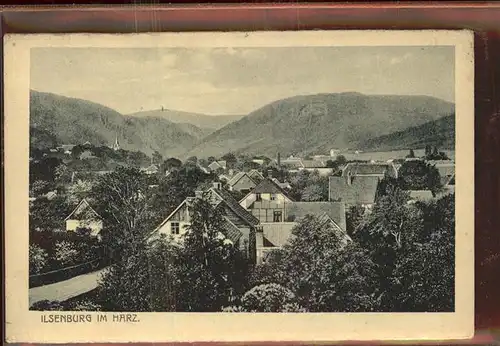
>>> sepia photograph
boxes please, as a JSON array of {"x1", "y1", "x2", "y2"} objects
[{"x1": 4, "y1": 30, "x2": 474, "y2": 342}]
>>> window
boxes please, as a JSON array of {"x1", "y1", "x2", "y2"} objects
[
  {"x1": 256, "y1": 193, "x2": 262, "y2": 201},
  {"x1": 273, "y1": 211, "x2": 283, "y2": 222},
  {"x1": 270, "y1": 194, "x2": 276, "y2": 201},
  {"x1": 171, "y1": 222, "x2": 180, "y2": 235}
]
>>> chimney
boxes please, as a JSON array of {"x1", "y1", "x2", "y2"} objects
[
  {"x1": 195, "y1": 190, "x2": 204, "y2": 199},
  {"x1": 267, "y1": 169, "x2": 273, "y2": 179},
  {"x1": 213, "y1": 182, "x2": 222, "y2": 190},
  {"x1": 347, "y1": 171, "x2": 352, "y2": 186},
  {"x1": 277, "y1": 152, "x2": 281, "y2": 167}
]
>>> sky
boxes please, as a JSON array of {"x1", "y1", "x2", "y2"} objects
[{"x1": 31, "y1": 46, "x2": 455, "y2": 116}]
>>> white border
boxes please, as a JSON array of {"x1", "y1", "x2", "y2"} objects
[{"x1": 4, "y1": 30, "x2": 474, "y2": 342}]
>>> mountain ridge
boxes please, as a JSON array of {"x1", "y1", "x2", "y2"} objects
[{"x1": 185, "y1": 92, "x2": 455, "y2": 158}]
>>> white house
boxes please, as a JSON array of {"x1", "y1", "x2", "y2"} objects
[{"x1": 64, "y1": 199, "x2": 103, "y2": 237}]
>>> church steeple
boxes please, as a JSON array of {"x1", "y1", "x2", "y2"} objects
[{"x1": 112, "y1": 134, "x2": 120, "y2": 151}]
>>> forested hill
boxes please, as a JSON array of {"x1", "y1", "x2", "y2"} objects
[
  {"x1": 30, "y1": 90, "x2": 202, "y2": 157},
  {"x1": 185, "y1": 92, "x2": 455, "y2": 158},
  {"x1": 358, "y1": 114, "x2": 455, "y2": 151}
]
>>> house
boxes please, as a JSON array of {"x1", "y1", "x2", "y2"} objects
[
  {"x1": 342, "y1": 162, "x2": 398, "y2": 179},
  {"x1": 64, "y1": 199, "x2": 104, "y2": 237},
  {"x1": 57, "y1": 144, "x2": 76, "y2": 154},
  {"x1": 244, "y1": 183, "x2": 348, "y2": 263},
  {"x1": 218, "y1": 174, "x2": 231, "y2": 183},
  {"x1": 149, "y1": 182, "x2": 259, "y2": 258},
  {"x1": 196, "y1": 163, "x2": 211, "y2": 174},
  {"x1": 299, "y1": 160, "x2": 333, "y2": 176},
  {"x1": 79, "y1": 150, "x2": 97, "y2": 160},
  {"x1": 427, "y1": 161, "x2": 455, "y2": 186},
  {"x1": 227, "y1": 171, "x2": 257, "y2": 194},
  {"x1": 328, "y1": 175, "x2": 380, "y2": 208},
  {"x1": 208, "y1": 160, "x2": 227, "y2": 172},
  {"x1": 252, "y1": 159, "x2": 265, "y2": 166},
  {"x1": 271, "y1": 177, "x2": 292, "y2": 190},
  {"x1": 248, "y1": 169, "x2": 265, "y2": 183},
  {"x1": 239, "y1": 178, "x2": 294, "y2": 212},
  {"x1": 141, "y1": 164, "x2": 159, "y2": 175}
]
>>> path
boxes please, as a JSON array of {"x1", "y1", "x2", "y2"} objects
[{"x1": 29, "y1": 267, "x2": 109, "y2": 306}]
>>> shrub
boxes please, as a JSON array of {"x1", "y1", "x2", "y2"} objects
[
  {"x1": 30, "y1": 300, "x2": 64, "y2": 311},
  {"x1": 54, "y1": 240, "x2": 79, "y2": 266},
  {"x1": 241, "y1": 283, "x2": 297, "y2": 312},
  {"x1": 68, "y1": 299, "x2": 102, "y2": 311},
  {"x1": 29, "y1": 244, "x2": 48, "y2": 274}
]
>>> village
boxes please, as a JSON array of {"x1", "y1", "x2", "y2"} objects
[{"x1": 28, "y1": 133, "x2": 455, "y2": 313}]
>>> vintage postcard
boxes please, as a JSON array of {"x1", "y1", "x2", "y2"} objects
[{"x1": 4, "y1": 30, "x2": 474, "y2": 342}]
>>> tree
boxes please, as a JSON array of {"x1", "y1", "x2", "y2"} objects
[
  {"x1": 163, "y1": 157, "x2": 182, "y2": 171},
  {"x1": 325, "y1": 160, "x2": 339, "y2": 169},
  {"x1": 406, "y1": 149, "x2": 416, "y2": 158},
  {"x1": 151, "y1": 165, "x2": 214, "y2": 222},
  {"x1": 221, "y1": 152, "x2": 237, "y2": 168},
  {"x1": 336, "y1": 155, "x2": 347, "y2": 165},
  {"x1": 392, "y1": 193, "x2": 455, "y2": 311},
  {"x1": 152, "y1": 150, "x2": 163, "y2": 165},
  {"x1": 277, "y1": 216, "x2": 378, "y2": 312},
  {"x1": 98, "y1": 237, "x2": 178, "y2": 312},
  {"x1": 301, "y1": 184, "x2": 324, "y2": 201},
  {"x1": 345, "y1": 205, "x2": 366, "y2": 236},
  {"x1": 30, "y1": 180, "x2": 52, "y2": 197},
  {"x1": 398, "y1": 161, "x2": 442, "y2": 195},
  {"x1": 354, "y1": 186, "x2": 423, "y2": 310},
  {"x1": 175, "y1": 198, "x2": 248, "y2": 311},
  {"x1": 240, "y1": 284, "x2": 301, "y2": 312},
  {"x1": 54, "y1": 240, "x2": 80, "y2": 266},
  {"x1": 29, "y1": 196, "x2": 70, "y2": 232},
  {"x1": 91, "y1": 166, "x2": 157, "y2": 257},
  {"x1": 207, "y1": 156, "x2": 216, "y2": 163},
  {"x1": 186, "y1": 156, "x2": 198, "y2": 164},
  {"x1": 30, "y1": 157, "x2": 63, "y2": 183},
  {"x1": 29, "y1": 244, "x2": 48, "y2": 274}
]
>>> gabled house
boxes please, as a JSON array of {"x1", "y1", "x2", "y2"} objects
[
  {"x1": 239, "y1": 178, "x2": 294, "y2": 213},
  {"x1": 227, "y1": 171, "x2": 257, "y2": 194},
  {"x1": 342, "y1": 162, "x2": 398, "y2": 179},
  {"x1": 253, "y1": 200, "x2": 349, "y2": 264},
  {"x1": 141, "y1": 164, "x2": 159, "y2": 175},
  {"x1": 271, "y1": 177, "x2": 292, "y2": 190},
  {"x1": 79, "y1": 150, "x2": 97, "y2": 160},
  {"x1": 248, "y1": 169, "x2": 265, "y2": 183},
  {"x1": 64, "y1": 199, "x2": 103, "y2": 237},
  {"x1": 328, "y1": 175, "x2": 380, "y2": 208},
  {"x1": 149, "y1": 182, "x2": 259, "y2": 258},
  {"x1": 298, "y1": 160, "x2": 333, "y2": 176},
  {"x1": 427, "y1": 161, "x2": 455, "y2": 186},
  {"x1": 208, "y1": 160, "x2": 227, "y2": 172}
]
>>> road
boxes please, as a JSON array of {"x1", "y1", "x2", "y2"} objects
[{"x1": 29, "y1": 267, "x2": 109, "y2": 307}]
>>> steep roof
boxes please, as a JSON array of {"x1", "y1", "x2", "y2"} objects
[
  {"x1": 65, "y1": 199, "x2": 102, "y2": 221},
  {"x1": 221, "y1": 218, "x2": 243, "y2": 243},
  {"x1": 342, "y1": 163, "x2": 398, "y2": 178},
  {"x1": 248, "y1": 169, "x2": 265, "y2": 181},
  {"x1": 211, "y1": 187, "x2": 260, "y2": 226},
  {"x1": 433, "y1": 163, "x2": 455, "y2": 178},
  {"x1": 329, "y1": 176, "x2": 380, "y2": 205},
  {"x1": 285, "y1": 201, "x2": 346, "y2": 232},
  {"x1": 261, "y1": 223, "x2": 296, "y2": 248},
  {"x1": 227, "y1": 171, "x2": 252, "y2": 187},
  {"x1": 250, "y1": 178, "x2": 294, "y2": 199},
  {"x1": 208, "y1": 161, "x2": 222, "y2": 170}
]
